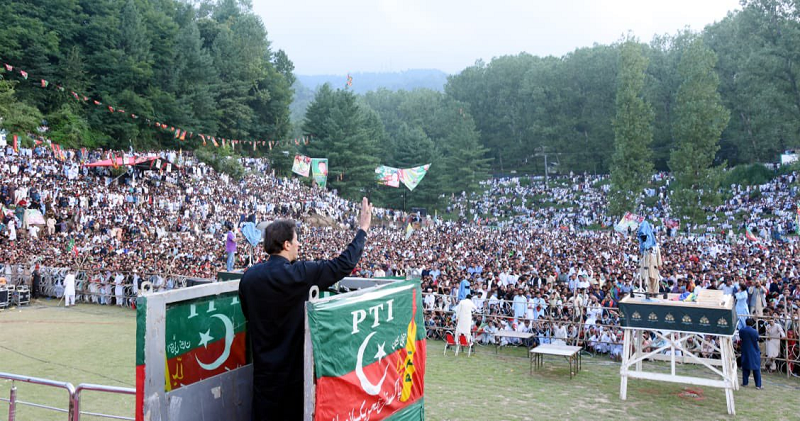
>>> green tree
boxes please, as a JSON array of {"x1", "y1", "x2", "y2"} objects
[
  {"x1": 303, "y1": 84, "x2": 380, "y2": 199},
  {"x1": 669, "y1": 37, "x2": 730, "y2": 219},
  {"x1": 609, "y1": 40, "x2": 654, "y2": 216},
  {"x1": 0, "y1": 80, "x2": 43, "y2": 137}
]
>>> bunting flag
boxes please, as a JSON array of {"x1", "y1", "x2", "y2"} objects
[
  {"x1": 0, "y1": 58, "x2": 317, "y2": 152},
  {"x1": 268, "y1": 141, "x2": 273, "y2": 150},
  {"x1": 211, "y1": 137, "x2": 218, "y2": 147},
  {"x1": 346, "y1": 74, "x2": 353, "y2": 87},
  {"x1": 398, "y1": 164, "x2": 431, "y2": 191},
  {"x1": 12, "y1": 135, "x2": 18, "y2": 153},
  {"x1": 200, "y1": 134, "x2": 207, "y2": 146},
  {"x1": 292, "y1": 155, "x2": 311, "y2": 177},
  {"x1": 376, "y1": 166, "x2": 401, "y2": 188},
  {"x1": 307, "y1": 280, "x2": 425, "y2": 421}
]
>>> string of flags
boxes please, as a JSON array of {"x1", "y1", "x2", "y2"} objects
[{"x1": 1, "y1": 59, "x2": 312, "y2": 151}]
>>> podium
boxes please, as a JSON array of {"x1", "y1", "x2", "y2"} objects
[{"x1": 618, "y1": 291, "x2": 738, "y2": 415}]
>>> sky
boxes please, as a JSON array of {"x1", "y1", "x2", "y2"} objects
[{"x1": 253, "y1": 0, "x2": 742, "y2": 76}]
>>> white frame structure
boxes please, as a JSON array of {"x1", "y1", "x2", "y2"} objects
[{"x1": 619, "y1": 328, "x2": 738, "y2": 415}]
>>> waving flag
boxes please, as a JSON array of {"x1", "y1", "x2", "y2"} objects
[
  {"x1": 307, "y1": 280, "x2": 425, "y2": 421},
  {"x1": 745, "y1": 227, "x2": 766, "y2": 250},
  {"x1": 398, "y1": 164, "x2": 430, "y2": 191}
]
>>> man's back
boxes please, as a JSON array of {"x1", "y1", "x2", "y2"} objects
[{"x1": 239, "y1": 228, "x2": 366, "y2": 421}]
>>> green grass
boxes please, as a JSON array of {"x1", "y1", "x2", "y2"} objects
[{"x1": 2, "y1": 300, "x2": 800, "y2": 420}]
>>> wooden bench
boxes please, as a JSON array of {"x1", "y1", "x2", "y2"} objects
[{"x1": 530, "y1": 344, "x2": 583, "y2": 379}]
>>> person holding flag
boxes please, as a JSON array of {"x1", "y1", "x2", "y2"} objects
[{"x1": 238, "y1": 197, "x2": 373, "y2": 421}]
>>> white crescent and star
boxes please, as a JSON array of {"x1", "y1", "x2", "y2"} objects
[
  {"x1": 356, "y1": 332, "x2": 390, "y2": 396},
  {"x1": 195, "y1": 314, "x2": 234, "y2": 371}
]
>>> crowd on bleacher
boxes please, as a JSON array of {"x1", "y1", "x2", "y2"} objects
[{"x1": 1, "y1": 143, "x2": 800, "y2": 372}]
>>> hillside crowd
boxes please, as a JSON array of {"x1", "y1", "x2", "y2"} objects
[{"x1": 1, "y1": 143, "x2": 799, "y2": 373}]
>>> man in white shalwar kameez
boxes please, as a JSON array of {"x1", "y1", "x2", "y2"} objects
[
  {"x1": 454, "y1": 295, "x2": 477, "y2": 342},
  {"x1": 63, "y1": 269, "x2": 76, "y2": 307}
]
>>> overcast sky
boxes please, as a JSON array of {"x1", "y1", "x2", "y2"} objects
[{"x1": 254, "y1": 0, "x2": 742, "y2": 76}]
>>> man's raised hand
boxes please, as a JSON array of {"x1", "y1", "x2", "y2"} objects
[{"x1": 359, "y1": 197, "x2": 373, "y2": 232}]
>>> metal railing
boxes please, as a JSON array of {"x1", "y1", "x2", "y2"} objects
[{"x1": 0, "y1": 372, "x2": 134, "y2": 421}]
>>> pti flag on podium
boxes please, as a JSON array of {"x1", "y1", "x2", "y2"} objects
[
  {"x1": 398, "y1": 164, "x2": 430, "y2": 191},
  {"x1": 307, "y1": 280, "x2": 426, "y2": 421}
]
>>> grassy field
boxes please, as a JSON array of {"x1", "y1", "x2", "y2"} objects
[{"x1": 2, "y1": 300, "x2": 800, "y2": 420}]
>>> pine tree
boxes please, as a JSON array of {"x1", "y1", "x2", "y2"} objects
[
  {"x1": 669, "y1": 37, "x2": 730, "y2": 220},
  {"x1": 609, "y1": 40, "x2": 654, "y2": 217},
  {"x1": 302, "y1": 85, "x2": 380, "y2": 200}
]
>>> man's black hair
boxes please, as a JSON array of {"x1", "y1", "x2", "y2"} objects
[
  {"x1": 745, "y1": 317, "x2": 755, "y2": 327},
  {"x1": 264, "y1": 219, "x2": 296, "y2": 255}
]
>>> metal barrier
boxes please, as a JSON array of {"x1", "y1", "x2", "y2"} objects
[
  {"x1": 0, "y1": 372, "x2": 75, "y2": 421},
  {"x1": 73, "y1": 383, "x2": 136, "y2": 421},
  {"x1": 0, "y1": 372, "x2": 135, "y2": 421}
]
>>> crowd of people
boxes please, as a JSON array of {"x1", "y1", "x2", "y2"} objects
[{"x1": 2, "y1": 142, "x2": 800, "y2": 373}]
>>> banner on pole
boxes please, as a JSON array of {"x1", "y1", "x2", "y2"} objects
[
  {"x1": 311, "y1": 158, "x2": 328, "y2": 188},
  {"x1": 398, "y1": 164, "x2": 430, "y2": 191},
  {"x1": 376, "y1": 165, "x2": 400, "y2": 188},
  {"x1": 292, "y1": 155, "x2": 311, "y2": 177}
]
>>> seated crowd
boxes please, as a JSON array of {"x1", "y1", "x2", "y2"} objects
[{"x1": 1, "y1": 143, "x2": 799, "y2": 372}]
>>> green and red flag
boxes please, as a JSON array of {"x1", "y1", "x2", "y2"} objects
[
  {"x1": 19, "y1": 70, "x2": 28, "y2": 79},
  {"x1": 745, "y1": 226, "x2": 766, "y2": 250},
  {"x1": 307, "y1": 279, "x2": 426, "y2": 421},
  {"x1": 40, "y1": 79, "x2": 48, "y2": 88}
]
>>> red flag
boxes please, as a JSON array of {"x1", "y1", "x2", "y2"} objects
[
  {"x1": 19, "y1": 70, "x2": 28, "y2": 79},
  {"x1": 40, "y1": 79, "x2": 48, "y2": 88},
  {"x1": 174, "y1": 128, "x2": 181, "y2": 139},
  {"x1": 93, "y1": 100, "x2": 101, "y2": 105},
  {"x1": 71, "y1": 91, "x2": 79, "y2": 100},
  {"x1": 211, "y1": 137, "x2": 218, "y2": 147},
  {"x1": 180, "y1": 130, "x2": 186, "y2": 141},
  {"x1": 108, "y1": 106, "x2": 115, "y2": 113},
  {"x1": 12, "y1": 135, "x2": 18, "y2": 153},
  {"x1": 3, "y1": 64, "x2": 11, "y2": 72},
  {"x1": 200, "y1": 134, "x2": 207, "y2": 146}
]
